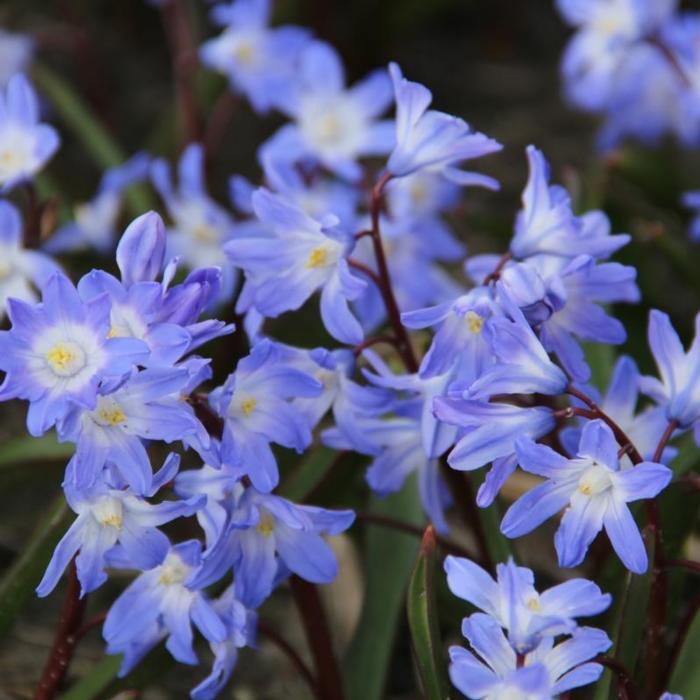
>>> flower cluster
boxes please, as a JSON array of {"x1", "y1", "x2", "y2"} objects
[
  {"x1": 556, "y1": 0, "x2": 700, "y2": 149},
  {"x1": 0, "y1": 1, "x2": 695, "y2": 698}
]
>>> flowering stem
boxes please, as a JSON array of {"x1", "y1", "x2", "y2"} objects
[
  {"x1": 645, "y1": 419, "x2": 679, "y2": 696},
  {"x1": 160, "y1": 0, "x2": 200, "y2": 146},
  {"x1": 355, "y1": 511, "x2": 482, "y2": 562},
  {"x1": 365, "y1": 173, "x2": 419, "y2": 373},
  {"x1": 483, "y1": 251, "x2": 512, "y2": 284},
  {"x1": 595, "y1": 655, "x2": 637, "y2": 700},
  {"x1": 34, "y1": 561, "x2": 87, "y2": 700},
  {"x1": 258, "y1": 620, "x2": 319, "y2": 697},
  {"x1": 289, "y1": 576, "x2": 345, "y2": 700},
  {"x1": 647, "y1": 36, "x2": 692, "y2": 89},
  {"x1": 352, "y1": 334, "x2": 402, "y2": 357}
]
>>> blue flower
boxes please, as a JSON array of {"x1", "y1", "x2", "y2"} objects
[
  {"x1": 0, "y1": 74, "x2": 59, "y2": 190},
  {"x1": 402, "y1": 287, "x2": 500, "y2": 380},
  {"x1": 386, "y1": 62, "x2": 502, "y2": 184},
  {"x1": 464, "y1": 291, "x2": 568, "y2": 399},
  {"x1": 434, "y1": 399, "x2": 555, "y2": 507},
  {"x1": 104, "y1": 540, "x2": 228, "y2": 667},
  {"x1": 200, "y1": 0, "x2": 311, "y2": 113},
  {"x1": 640, "y1": 309, "x2": 700, "y2": 436},
  {"x1": 502, "y1": 420, "x2": 673, "y2": 573},
  {"x1": 261, "y1": 40, "x2": 394, "y2": 180},
  {"x1": 561, "y1": 355, "x2": 677, "y2": 465},
  {"x1": 37, "y1": 455, "x2": 202, "y2": 597},
  {"x1": 58, "y1": 367, "x2": 202, "y2": 494},
  {"x1": 445, "y1": 556, "x2": 610, "y2": 653},
  {"x1": 0, "y1": 200, "x2": 60, "y2": 317},
  {"x1": 189, "y1": 487, "x2": 354, "y2": 609},
  {"x1": 0, "y1": 272, "x2": 148, "y2": 436},
  {"x1": 152, "y1": 144, "x2": 245, "y2": 300},
  {"x1": 226, "y1": 188, "x2": 367, "y2": 344},
  {"x1": 46, "y1": 152, "x2": 151, "y2": 254},
  {"x1": 0, "y1": 32, "x2": 33, "y2": 86},
  {"x1": 509, "y1": 146, "x2": 630, "y2": 261},
  {"x1": 449, "y1": 614, "x2": 611, "y2": 699},
  {"x1": 683, "y1": 190, "x2": 700, "y2": 242},
  {"x1": 211, "y1": 339, "x2": 322, "y2": 492},
  {"x1": 191, "y1": 586, "x2": 256, "y2": 700}
]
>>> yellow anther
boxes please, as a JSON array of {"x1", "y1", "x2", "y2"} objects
[
  {"x1": 526, "y1": 598, "x2": 541, "y2": 611},
  {"x1": 465, "y1": 311, "x2": 484, "y2": 334},
  {"x1": 307, "y1": 246, "x2": 329, "y2": 269},
  {"x1": 100, "y1": 513, "x2": 123, "y2": 529},
  {"x1": 193, "y1": 224, "x2": 218, "y2": 243},
  {"x1": 98, "y1": 406, "x2": 127, "y2": 426},
  {"x1": 241, "y1": 397, "x2": 257, "y2": 417},
  {"x1": 256, "y1": 513, "x2": 275, "y2": 537},
  {"x1": 47, "y1": 344, "x2": 76, "y2": 371}
]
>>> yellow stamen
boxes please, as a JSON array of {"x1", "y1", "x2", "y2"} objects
[
  {"x1": 307, "y1": 246, "x2": 329, "y2": 268},
  {"x1": 256, "y1": 513, "x2": 275, "y2": 537},
  {"x1": 241, "y1": 397, "x2": 257, "y2": 417},
  {"x1": 527, "y1": 598, "x2": 541, "y2": 611},
  {"x1": 465, "y1": 311, "x2": 484, "y2": 334},
  {"x1": 98, "y1": 406, "x2": 127, "y2": 426},
  {"x1": 47, "y1": 344, "x2": 76, "y2": 371}
]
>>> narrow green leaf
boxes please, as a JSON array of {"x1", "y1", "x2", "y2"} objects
[
  {"x1": 32, "y1": 63, "x2": 156, "y2": 217},
  {"x1": 0, "y1": 433, "x2": 74, "y2": 468},
  {"x1": 59, "y1": 655, "x2": 123, "y2": 700},
  {"x1": 667, "y1": 608, "x2": 700, "y2": 698},
  {"x1": 279, "y1": 445, "x2": 337, "y2": 501},
  {"x1": 406, "y1": 526, "x2": 449, "y2": 700},
  {"x1": 0, "y1": 494, "x2": 69, "y2": 638},
  {"x1": 472, "y1": 485, "x2": 512, "y2": 565},
  {"x1": 344, "y1": 476, "x2": 424, "y2": 700},
  {"x1": 593, "y1": 533, "x2": 655, "y2": 700}
]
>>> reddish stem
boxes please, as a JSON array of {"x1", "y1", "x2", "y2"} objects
[
  {"x1": 483, "y1": 251, "x2": 512, "y2": 284},
  {"x1": 258, "y1": 620, "x2": 319, "y2": 697},
  {"x1": 160, "y1": 0, "x2": 200, "y2": 146},
  {"x1": 365, "y1": 173, "x2": 419, "y2": 373},
  {"x1": 347, "y1": 258, "x2": 383, "y2": 289},
  {"x1": 289, "y1": 576, "x2": 345, "y2": 700},
  {"x1": 34, "y1": 562, "x2": 87, "y2": 700},
  {"x1": 595, "y1": 655, "x2": 636, "y2": 700}
]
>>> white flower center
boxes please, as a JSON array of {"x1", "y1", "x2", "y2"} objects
[
  {"x1": 93, "y1": 496, "x2": 124, "y2": 530},
  {"x1": 465, "y1": 310, "x2": 484, "y2": 334},
  {"x1": 299, "y1": 95, "x2": 367, "y2": 158},
  {"x1": 577, "y1": 463, "x2": 613, "y2": 497},
  {"x1": 92, "y1": 395, "x2": 127, "y2": 427},
  {"x1": 256, "y1": 512, "x2": 275, "y2": 537},
  {"x1": 45, "y1": 341, "x2": 87, "y2": 377},
  {"x1": 158, "y1": 554, "x2": 190, "y2": 586}
]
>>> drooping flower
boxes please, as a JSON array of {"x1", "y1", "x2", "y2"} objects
[
  {"x1": 0, "y1": 31, "x2": 33, "y2": 86},
  {"x1": 502, "y1": 420, "x2": 672, "y2": 573},
  {"x1": 226, "y1": 188, "x2": 367, "y2": 343},
  {"x1": 0, "y1": 272, "x2": 148, "y2": 436},
  {"x1": 0, "y1": 74, "x2": 59, "y2": 190},
  {"x1": 386, "y1": 62, "x2": 502, "y2": 185}
]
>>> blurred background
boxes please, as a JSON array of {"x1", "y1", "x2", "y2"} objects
[{"x1": 0, "y1": 1, "x2": 699, "y2": 698}]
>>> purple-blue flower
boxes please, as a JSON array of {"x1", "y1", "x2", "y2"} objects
[
  {"x1": 387, "y1": 62, "x2": 502, "y2": 185},
  {"x1": 37, "y1": 455, "x2": 202, "y2": 597},
  {"x1": 0, "y1": 272, "x2": 148, "y2": 436},
  {"x1": 502, "y1": 420, "x2": 672, "y2": 573},
  {"x1": 226, "y1": 188, "x2": 367, "y2": 344},
  {"x1": 200, "y1": 0, "x2": 311, "y2": 113},
  {"x1": 0, "y1": 74, "x2": 59, "y2": 190},
  {"x1": 683, "y1": 190, "x2": 700, "y2": 242},
  {"x1": 262, "y1": 40, "x2": 394, "y2": 181}
]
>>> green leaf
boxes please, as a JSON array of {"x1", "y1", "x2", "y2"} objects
[
  {"x1": 0, "y1": 434, "x2": 74, "y2": 468},
  {"x1": 344, "y1": 476, "x2": 424, "y2": 700},
  {"x1": 406, "y1": 526, "x2": 449, "y2": 700},
  {"x1": 279, "y1": 445, "x2": 337, "y2": 501},
  {"x1": 59, "y1": 655, "x2": 122, "y2": 700},
  {"x1": 471, "y1": 482, "x2": 512, "y2": 565},
  {"x1": 32, "y1": 63, "x2": 156, "y2": 217},
  {"x1": 593, "y1": 533, "x2": 655, "y2": 700},
  {"x1": 667, "y1": 608, "x2": 700, "y2": 698},
  {"x1": 0, "y1": 494, "x2": 69, "y2": 638}
]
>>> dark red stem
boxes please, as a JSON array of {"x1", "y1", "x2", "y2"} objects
[
  {"x1": 258, "y1": 620, "x2": 319, "y2": 697},
  {"x1": 289, "y1": 576, "x2": 345, "y2": 700},
  {"x1": 483, "y1": 251, "x2": 512, "y2": 284},
  {"x1": 34, "y1": 562, "x2": 87, "y2": 700},
  {"x1": 364, "y1": 173, "x2": 419, "y2": 373},
  {"x1": 595, "y1": 655, "x2": 636, "y2": 700},
  {"x1": 160, "y1": 0, "x2": 200, "y2": 146}
]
